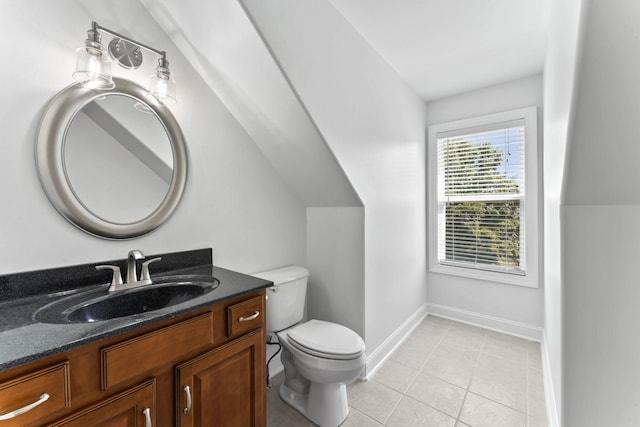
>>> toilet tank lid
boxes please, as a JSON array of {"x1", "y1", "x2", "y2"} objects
[{"x1": 252, "y1": 265, "x2": 309, "y2": 285}]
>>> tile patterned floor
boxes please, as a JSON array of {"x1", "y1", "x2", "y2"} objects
[{"x1": 267, "y1": 315, "x2": 548, "y2": 427}]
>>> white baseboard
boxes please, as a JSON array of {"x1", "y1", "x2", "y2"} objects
[
  {"x1": 427, "y1": 303, "x2": 544, "y2": 341},
  {"x1": 363, "y1": 303, "x2": 429, "y2": 380},
  {"x1": 541, "y1": 332, "x2": 560, "y2": 427},
  {"x1": 267, "y1": 305, "x2": 428, "y2": 383}
]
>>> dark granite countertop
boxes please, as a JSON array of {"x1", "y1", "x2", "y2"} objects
[{"x1": 0, "y1": 249, "x2": 272, "y2": 372}]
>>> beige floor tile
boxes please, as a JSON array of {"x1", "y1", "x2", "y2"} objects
[
  {"x1": 410, "y1": 320, "x2": 449, "y2": 342},
  {"x1": 386, "y1": 396, "x2": 456, "y2": 427},
  {"x1": 528, "y1": 415, "x2": 549, "y2": 427},
  {"x1": 348, "y1": 379, "x2": 403, "y2": 424},
  {"x1": 528, "y1": 366, "x2": 547, "y2": 424},
  {"x1": 371, "y1": 359, "x2": 420, "y2": 393},
  {"x1": 388, "y1": 339, "x2": 433, "y2": 371},
  {"x1": 469, "y1": 353, "x2": 527, "y2": 412},
  {"x1": 459, "y1": 393, "x2": 527, "y2": 427},
  {"x1": 404, "y1": 328, "x2": 445, "y2": 349},
  {"x1": 527, "y1": 340, "x2": 543, "y2": 372},
  {"x1": 482, "y1": 330, "x2": 528, "y2": 364},
  {"x1": 421, "y1": 315, "x2": 453, "y2": 330},
  {"x1": 406, "y1": 372, "x2": 466, "y2": 418},
  {"x1": 441, "y1": 321, "x2": 487, "y2": 351},
  {"x1": 404, "y1": 331, "x2": 443, "y2": 353},
  {"x1": 341, "y1": 407, "x2": 383, "y2": 426},
  {"x1": 422, "y1": 342, "x2": 479, "y2": 388},
  {"x1": 268, "y1": 319, "x2": 548, "y2": 426}
]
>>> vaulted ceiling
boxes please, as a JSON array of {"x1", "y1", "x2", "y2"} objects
[
  {"x1": 142, "y1": 0, "x2": 549, "y2": 207},
  {"x1": 327, "y1": 0, "x2": 549, "y2": 101}
]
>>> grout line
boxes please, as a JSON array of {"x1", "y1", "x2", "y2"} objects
[
  {"x1": 403, "y1": 366, "x2": 420, "y2": 394},
  {"x1": 381, "y1": 392, "x2": 405, "y2": 425},
  {"x1": 456, "y1": 389, "x2": 471, "y2": 423},
  {"x1": 348, "y1": 406, "x2": 383, "y2": 426},
  {"x1": 466, "y1": 390, "x2": 528, "y2": 416},
  {"x1": 403, "y1": 394, "x2": 460, "y2": 424},
  {"x1": 454, "y1": 328, "x2": 488, "y2": 422},
  {"x1": 383, "y1": 316, "x2": 454, "y2": 425}
]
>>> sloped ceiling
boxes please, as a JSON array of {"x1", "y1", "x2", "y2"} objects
[
  {"x1": 141, "y1": 0, "x2": 362, "y2": 208},
  {"x1": 141, "y1": 0, "x2": 548, "y2": 207},
  {"x1": 328, "y1": 0, "x2": 549, "y2": 101}
]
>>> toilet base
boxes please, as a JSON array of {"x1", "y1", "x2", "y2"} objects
[{"x1": 280, "y1": 381, "x2": 349, "y2": 427}]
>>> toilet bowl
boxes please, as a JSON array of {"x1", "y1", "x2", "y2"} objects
[
  {"x1": 277, "y1": 320, "x2": 365, "y2": 427},
  {"x1": 253, "y1": 266, "x2": 366, "y2": 427}
]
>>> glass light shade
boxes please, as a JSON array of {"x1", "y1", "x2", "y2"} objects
[
  {"x1": 72, "y1": 45, "x2": 115, "y2": 90},
  {"x1": 148, "y1": 68, "x2": 176, "y2": 105}
]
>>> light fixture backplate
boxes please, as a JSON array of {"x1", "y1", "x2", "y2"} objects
[{"x1": 108, "y1": 38, "x2": 143, "y2": 70}]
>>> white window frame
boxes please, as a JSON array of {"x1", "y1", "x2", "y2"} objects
[{"x1": 428, "y1": 107, "x2": 539, "y2": 288}]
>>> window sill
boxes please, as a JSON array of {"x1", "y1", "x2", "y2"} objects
[{"x1": 429, "y1": 262, "x2": 538, "y2": 288}]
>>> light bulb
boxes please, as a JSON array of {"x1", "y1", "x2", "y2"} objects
[
  {"x1": 72, "y1": 27, "x2": 114, "y2": 90},
  {"x1": 148, "y1": 58, "x2": 176, "y2": 104}
]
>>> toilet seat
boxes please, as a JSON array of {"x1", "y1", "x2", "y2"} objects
[{"x1": 287, "y1": 319, "x2": 365, "y2": 360}]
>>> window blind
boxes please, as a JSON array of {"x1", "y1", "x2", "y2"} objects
[{"x1": 436, "y1": 119, "x2": 526, "y2": 275}]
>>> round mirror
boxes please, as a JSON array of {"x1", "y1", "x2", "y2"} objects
[{"x1": 36, "y1": 78, "x2": 188, "y2": 239}]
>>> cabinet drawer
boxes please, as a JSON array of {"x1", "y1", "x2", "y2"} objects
[
  {"x1": 101, "y1": 312, "x2": 213, "y2": 390},
  {"x1": 0, "y1": 362, "x2": 70, "y2": 426},
  {"x1": 227, "y1": 296, "x2": 264, "y2": 338}
]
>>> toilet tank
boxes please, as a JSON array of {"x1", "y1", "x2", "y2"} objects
[{"x1": 253, "y1": 265, "x2": 309, "y2": 333}]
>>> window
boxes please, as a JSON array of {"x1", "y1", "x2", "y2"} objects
[{"x1": 428, "y1": 107, "x2": 538, "y2": 287}]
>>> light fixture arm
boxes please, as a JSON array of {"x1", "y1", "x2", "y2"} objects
[
  {"x1": 91, "y1": 21, "x2": 167, "y2": 61},
  {"x1": 73, "y1": 21, "x2": 176, "y2": 103}
]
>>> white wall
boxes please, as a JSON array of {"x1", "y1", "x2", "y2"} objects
[
  {"x1": 564, "y1": 206, "x2": 640, "y2": 426},
  {"x1": 242, "y1": 0, "x2": 428, "y2": 369},
  {"x1": 0, "y1": 0, "x2": 305, "y2": 275},
  {"x1": 542, "y1": 0, "x2": 586, "y2": 423},
  {"x1": 562, "y1": 1, "x2": 640, "y2": 425},
  {"x1": 306, "y1": 207, "x2": 365, "y2": 338},
  {"x1": 426, "y1": 75, "x2": 544, "y2": 337}
]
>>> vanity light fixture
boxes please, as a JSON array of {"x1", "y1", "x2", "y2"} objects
[{"x1": 73, "y1": 21, "x2": 177, "y2": 104}]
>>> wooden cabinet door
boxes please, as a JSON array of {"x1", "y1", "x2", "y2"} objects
[
  {"x1": 176, "y1": 330, "x2": 265, "y2": 427},
  {"x1": 48, "y1": 380, "x2": 155, "y2": 427}
]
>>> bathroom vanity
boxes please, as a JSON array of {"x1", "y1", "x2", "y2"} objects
[{"x1": 0, "y1": 249, "x2": 269, "y2": 427}]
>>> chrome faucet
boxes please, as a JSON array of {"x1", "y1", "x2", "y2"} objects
[
  {"x1": 126, "y1": 250, "x2": 145, "y2": 285},
  {"x1": 96, "y1": 250, "x2": 162, "y2": 292}
]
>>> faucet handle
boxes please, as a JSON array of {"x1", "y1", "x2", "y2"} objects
[
  {"x1": 140, "y1": 257, "x2": 162, "y2": 282},
  {"x1": 96, "y1": 265, "x2": 123, "y2": 291}
]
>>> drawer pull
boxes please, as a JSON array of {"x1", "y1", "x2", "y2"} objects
[
  {"x1": 143, "y1": 407, "x2": 152, "y2": 427},
  {"x1": 183, "y1": 385, "x2": 192, "y2": 415},
  {"x1": 238, "y1": 311, "x2": 260, "y2": 322},
  {"x1": 0, "y1": 393, "x2": 50, "y2": 420}
]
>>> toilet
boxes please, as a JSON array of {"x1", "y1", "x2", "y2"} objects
[{"x1": 254, "y1": 266, "x2": 365, "y2": 427}]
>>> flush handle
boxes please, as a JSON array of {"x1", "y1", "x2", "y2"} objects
[{"x1": 239, "y1": 311, "x2": 260, "y2": 322}]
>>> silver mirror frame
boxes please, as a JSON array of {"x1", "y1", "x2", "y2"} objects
[{"x1": 35, "y1": 77, "x2": 188, "y2": 239}]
